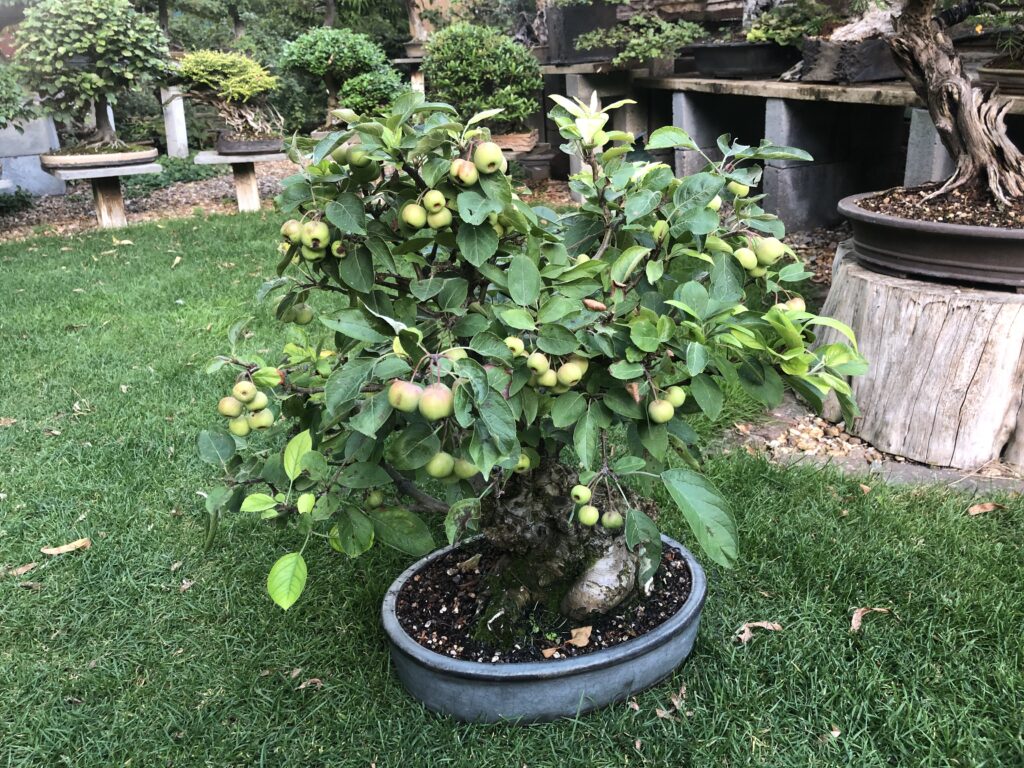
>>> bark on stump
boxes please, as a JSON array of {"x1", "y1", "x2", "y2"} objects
[{"x1": 820, "y1": 243, "x2": 1024, "y2": 470}]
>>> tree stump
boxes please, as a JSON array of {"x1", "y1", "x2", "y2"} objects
[{"x1": 820, "y1": 243, "x2": 1024, "y2": 470}]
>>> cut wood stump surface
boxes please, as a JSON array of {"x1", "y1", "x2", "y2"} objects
[{"x1": 820, "y1": 243, "x2": 1024, "y2": 470}]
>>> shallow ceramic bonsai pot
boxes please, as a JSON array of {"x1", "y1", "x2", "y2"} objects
[
  {"x1": 215, "y1": 132, "x2": 283, "y2": 155},
  {"x1": 40, "y1": 146, "x2": 158, "y2": 170},
  {"x1": 381, "y1": 534, "x2": 707, "y2": 723},
  {"x1": 838, "y1": 192, "x2": 1024, "y2": 288},
  {"x1": 691, "y1": 42, "x2": 801, "y2": 80}
]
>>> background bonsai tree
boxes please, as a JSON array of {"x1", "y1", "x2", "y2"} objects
[
  {"x1": 13, "y1": 0, "x2": 168, "y2": 147},
  {"x1": 421, "y1": 23, "x2": 543, "y2": 134},
  {"x1": 280, "y1": 27, "x2": 404, "y2": 121},
  {"x1": 746, "y1": 0, "x2": 837, "y2": 47},
  {"x1": 576, "y1": 11, "x2": 707, "y2": 66},
  {"x1": 175, "y1": 50, "x2": 283, "y2": 140},
  {"x1": 199, "y1": 92, "x2": 864, "y2": 628},
  {"x1": 888, "y1": 0, "x2": 1024, "y2": 203}
]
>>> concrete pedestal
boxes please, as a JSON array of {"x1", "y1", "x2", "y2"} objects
[
  {"x1": 0, "y1": 116, "x2": 65, "y2": 196},
  {"x1": 161, "y1": 87, "x2": 189, "y2": 159},
  {"x1": 50, "y1": 163, "x2": 163, "y2": 229}
]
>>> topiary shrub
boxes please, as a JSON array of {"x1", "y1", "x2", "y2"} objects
[
  {"x1": 197, "y1": 92, "x2": 864, "y2": 630},
  {"x1": 280, "y1": 27, "x2": 404, "y2": 120},
  {"x1": 13, "y1": 0, "x2": 168, "y2": 147},
  {"x1": 175, "y1": 50, "x2": 283, "y2": 140},
  {"x1": 422, "y1": 23, "x2": 542, "y2": 133}
]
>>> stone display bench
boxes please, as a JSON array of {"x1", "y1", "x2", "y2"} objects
[
  {"x1": 819, "y1": 243, "x2": 1024, "y2": 471},
  {"x1": 50, "y1": 163, "x2": 162, "y2": 229},
  {"x1": 636, "y1": 76, "x2": 1024, "y2": 229},
  {"x1": 194, "y1": 151, "x2": 287, "y2": 213},
  {"x1": 0, "y1": 179, "x2": 13, "y2": 193}
]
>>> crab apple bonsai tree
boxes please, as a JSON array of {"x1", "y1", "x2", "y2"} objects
[
  {"x1": 13, "y1": 0, "x2": 168, "y2": 148},
  {"x1": 198, "y1": 91, "x2": 864, "y2": 636}
]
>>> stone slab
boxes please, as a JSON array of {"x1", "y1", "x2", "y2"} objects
[
  {"x1": 50, "y1": 162, "x2": 163, "y2": 181},
  {"x1": 194, "y1": 151, "x2": 287, "y2": 166}
]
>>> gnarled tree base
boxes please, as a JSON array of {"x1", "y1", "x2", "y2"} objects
[{"x1": 820, "y1": 245, "x2": 1024, "y2": 470}]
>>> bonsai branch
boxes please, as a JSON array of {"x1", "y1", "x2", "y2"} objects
[{"x1": 382, "y1": 462, "x2": 448, "y2": 513}]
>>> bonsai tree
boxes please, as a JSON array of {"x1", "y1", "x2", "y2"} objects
[
  {"x1": 576, "y1": 12, "x2": 707, "y2": 66},
  {"x1": 198, "y1": 91, "x2": 864, "y2": 627},
  {"x1": 13, "y1": 0, "x2": 168, "y2": 147},
  {"x1": 746, "y1": 0, "x2": 838, "y2": 47},
  {"x1": 421, "y1": 23, "x2": 542, "y2": 134},
  {"x1": 280, "y1": 27, "x2": 403, "y2": 118},
  {"x1": 175, "y1": 50, "x2": 283, "y2": 139},
  {"x1": 887, "y1": 0, "x2": 1024, "y2": 203}
]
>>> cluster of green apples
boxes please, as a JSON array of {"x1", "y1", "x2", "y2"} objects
[
  {"x1": 399, "y1": 141, "x2": 509, "y2": 235},
  {"x1": 569, "y1": 484, "x2": 623, "y2": 530},
  {"x1": 699, "y1": 181, "x2": 792, "y2": 279},
  {"x1": 503, "y1": 337, "x2": 590, "y2": 393},
  {"x1": 646, "y1": 385, "x2": 687, "y2": 424},
  {"x1": 217, "y1": 380, "x2": 275, "y2": 437},
  {"x1": 279, "y1": 218, "x2": 346, "y2": 264}
]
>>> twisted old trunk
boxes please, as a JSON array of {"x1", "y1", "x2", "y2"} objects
[
  {"x1": 890, "y1": 0, "x2": 1024, "y2": 203},
  {"x1": 479, "y1": 459, "x2": 639, "y2": 642}
]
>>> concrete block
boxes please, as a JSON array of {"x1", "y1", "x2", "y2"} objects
[
  {"x1": 0, "y1": 154, "x2": 65, "y2": 196},
  {"x1": 161, "y1": 87, "x2": 189, "y2": 158},
  {"x1": 0, "y1": 115, "x2": 59, "y2": 157},
  {"x1": 904, "y1": 108, "x2": 954, "y2": 187}
]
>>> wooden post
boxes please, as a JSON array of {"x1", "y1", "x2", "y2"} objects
[
  {"x1": 90, "y1": 176, "x2": 128, "y2": 229},
  {"x1": 820, "y1": 244, "x2": 1024, "y2": 470},
  {"x1": 233, "y1": 162, "x2": 260, "y2": 212}
]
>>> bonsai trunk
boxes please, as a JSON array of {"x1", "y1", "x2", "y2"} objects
[
  {"x1": 889, "y1": 0, "x2": 1024, "y2": 204},
  {"x1": 478, "y1": 458, "x2": 639, "y2": 643},
  {"x1": 324, "y1": 73, "x2": 339, "y2": 113},
  {"x1": 90, "y1": 94, "x2": 118, "y2": 146}
]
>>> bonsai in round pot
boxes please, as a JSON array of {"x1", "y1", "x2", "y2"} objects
[
  {"x1": 280, "y1": 27, "x2": 406, "y2": 129},
  {"x1": 976, "y1": 3, "x2": 1024, "y2": 94},
  {"x1": 13, "y1": 0, "x2": 168, "y2": 168},
  {"x1": 197, "y1": 92, "x2": 862, "y2": 721},
  {"x1": 422, "y1": 23, "x2": 543, "y2": 152},
  {"x1": 174, "y1": 50, "x2": 284, "y2": 155}
]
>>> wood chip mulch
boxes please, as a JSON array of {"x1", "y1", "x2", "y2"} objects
[{"x1": 395, "y1": 540, "x2": 693, "y2": 664}]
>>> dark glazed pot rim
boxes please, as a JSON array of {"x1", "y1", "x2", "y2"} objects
[
  {"x1": 838, "y1": 191, "x2": 1024, "y2": 241},
  {"x1": 381, "y1": 534, "x2": 707, "y2": 682}
]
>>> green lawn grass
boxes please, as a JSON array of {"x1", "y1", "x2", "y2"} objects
[{"x1": 1, "y1": 214, "x2": 1022, "y2": 767}]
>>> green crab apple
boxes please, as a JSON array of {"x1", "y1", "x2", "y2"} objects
[
  {"x1": 330, "y1": 241, "x2": 345, "y2": 259},
  {"x1": 232, "y1": 380, "x2": 257, "y2": 403},
  {"x1": 425, "y1": 451, "x2": 455, "y2": 478},
  {"x1": 527, "y1": 352, "x2": 550, "y2": 375},
  {"x1": 347, "y1": 148, "x2": 371, "y2": 168},
  {"x1": 427, "y1": 208, "x2": 453, "y2": 229},
  {"x1": 647, "y1": 399, "x2": 675, "y2": 423},
  {"x1": 387, "y1": 380, "x2": 423, "y2": 413},
  {"x1": 665, "y1": 386, "x2": 687, "y2": 407},
  {"x1": 754, "y1": 236, "x2": 786, "y2": 265},
  {"x1": 536, "y1": 369, "x2": 558, "y2": 387},
  {"x1": 453, "y1": 458, "x2": 480, "y2": 479},
  {"x1": 749, "y1": 265, "x2": 768, "y2": 277},
  {"x1": 707, "y1": 195, "x2": 722, "y2": 212},
  {"x1": 246, "y1": 391, "x2": 269, "y2": 411},
  {"x1": 601, "y1": 510, "x2": 624, "y2": 529},
  {"x1": 504, "y1": 336, "x2": 526, "y2": 356},
  {"x1": 727, "y1": 181, "x2": 750, "y2": 198},
  {"x1": 786, "y1": 297, "x2": 806, "y2": 312},
  {"x1": 423, "y1": 189, "x2": 446, "y2": 214},
  {"x1": 366, "y1": 490, "x2": 384, "y2": 507},
  {"x1": 228, "y1": 415, "x2": 251, "y2": 437},
  {"x1": 577, "y1": 505, "x2": 600, "y2": 526},
  {"x1": 450, "y1": 158, "x2": 479, "y2": 186},
  {"x1": 444, "y1": 347, "x2": 468, "y2": 362},
  {"x1": 575, "y1": 254, "x2": 590, "y2": 264},
  {"x1": 280, "y1": 219, "x2": 302, "y2": 243},
  {"x1": 330, "y1": 145, "x2": 348, "y2": 164},
  {"x1": 556, "y1": 361, "x2": 583, "y2": 387},
  {"x1": 569, "y1": 355, "x2": 590, "y2": 375},
  {"x1": 418, "y1": 383, "x2": 454, "y2": 421},
  {"x1": 351, "y1": 160, "x2": 381, "y2": 183},
  {"x1": 732, "y1": 247, "x2": 758, "y2": 270},
  {"x1": 218, "y1": 396, "x2": 244, "y2": 418},
  {"x1": 392, "y1": 327, "x2": 424, "y2": 358},
  {"x1": 291, "y1": 303, "x2": 314, "y2": 325},
  {"x1": 301, "y1": 221, "x2": 330, "y2": 250},
  {"x1": 570, "y1": 484, "x2": 592, "y2": 504},
  {"x1": 473, "y1": 141, "x2": 504, "y2": 174},
  {"x1": 514, "y1": 453, "x2": 531, "y2": 473},
  {"x1": 652, "y1": 220, "x2": 669, "y2": 244},
  {"x1": 247, "y1": 408, "x2": 275, "y2": 430},
  {"x1": 301, "y1": 245, "x2": 326, "y2": 262},
  {"x1": 401, "y1": 203, "x2": 428, "y2": 229}
]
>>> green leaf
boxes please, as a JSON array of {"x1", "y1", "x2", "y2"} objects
[
  {"x1": 537, "y1": 324, "x2": 578, "y2": 355},
  {"x1": 610, "y1": 246, "x2": 650, "y2": 285},
  {"x1": 338, "y1": 247, "x2": 374, "y2": 293},
  {"x1": 320, "y1": 309, "x2": 389, "y2": 343},
  {"x1": 630, "y1": 319, "x2": 660, "y2": 353},
  {"x1": 477, "y1": 393, "x2": 519, "y2": 455},
  {"x1": 325, "y1": 359, "x2": 374, "y2": 415},
  {"x1": 330, "y1": 509, "x2": 375, "y2": 557},
  {"x1": 499, "y1": 307, "x2": 536, "y2": 331},
  {"x1": 266, "y1": 552, "x2": 307, "y2": 610},
  {"x1": 445, "y1": 498, "x2": 481, "y2": 545},
  {"x1": 646, "y1": 126, "x2": 698, "y2": 151},
  {"x1": 241, "y1": 493, "x2": 277, "y2": 512},
  {"x1": 197, "y1": 429, "x2": 236, "y2": 467},
  {"x1": 507, "y1": 254, "x2": 541, "y2": 306},
  {"x1": 456, "y1": 223, "x2": 499, "y2": 266},
  {"x1": 339, "y1": 462, "x2": 391, "y2": 488},
  {"x1": 661, "y1": 468, "x2": 737, "y2": 568},
  {"x1": 552, "y1": 392, "x2": 587, "y2": 428},
  {"x1": 386, "y1": 423, "x2": 441, "y2": 470},
  {"x1": 609, "y1": 361, "x2": 644, "y2": 380},
  {"x1": 537, "y1": 296, "x2": 579, "y2": 324},
  {"x1": 624, "y1": 507, "x2": 663, "y2": 588},
  {"x1": 348, "y1": 392, "x2": 392, "y2": 438},
  {"x1": 368, "y1": 507, "x2": 435, "y2": 556},
  {"x1": 690, "y1": 374, "x2": 723, "y2": 420},
  {"x1": 456, "y1": 189, "x2": 503, "y2": 225},
  {"x1": 624, "y1": 189, "x2": 660, "y2": 223},
  {"x1": 283, "y1": 430, "x2": 313, "y2": 481},
  {"x1": 573, "y1": 407, "x2": 600, "y2": 470},
  {"x1": 324, "y1": 193, "x2": 366, "y2": 235}
]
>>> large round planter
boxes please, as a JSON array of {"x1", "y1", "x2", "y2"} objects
[
  {"x1": 39, "y1": 147, "x2": 158, "y2": 170},
  {"x1": 691, "y1": 42, "x2": 801, "y2": 80},
  {"x1": 381, "y1": 534, "x2": 707, "y2": 723},
  {"x1": 838, "y1": 192, "x2": 1024, "y2": 288}
]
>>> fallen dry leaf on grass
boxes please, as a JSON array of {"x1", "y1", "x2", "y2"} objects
[
  {"x1": 967, "y1": 502, "x2": 1003, "y2": 516},
  {"x1": 170, "y1": 560, "x2": 183, "y2": 572},
  {"x1": 179, "y1": 579, "x2": 195, "y2": 593},
  {"x1": 858, "y1": 483, "x2": 872, "y2": 494},
  {"x1": 850, "y1": 607, "x2": 890, "y2": 633},
  {"x1": 0, "y1": 417, "x2": 16, "y2": 427},
  {"x1": 567, "y1": 626, "x2": 592, "y2": 648},
  {"x1": 2, "y1": 563, "x2": 37, "y2": 577},
  {"x1": 655, "y1": 707, "x2": 677, "y2": 721},
  {"x1": 171, "y1": 255, "x2": 182, "y2": 269},
  {"x1": 297, "y1": 678, "x2": 323, "y2": 690},
  {"x1": 289, "y1": 667, "x2": 302, "y2": 679},
  {"x1": 627, "y1": 698, "x2": 640, "y2": 711},
  {"x1": 40, "y1": 538, "x2": 91, "y2": 556},
  {"x1": 734, "y1": 621, "x2": 783, "y2": 644},
  {"x1": 18, "y1": 581, "x2": 42, "y2": 590}
]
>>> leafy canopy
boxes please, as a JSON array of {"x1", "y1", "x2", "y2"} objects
[
  {"x1": 280, "y1": 27, "x2": 389, "y2": 81},
  {"x1": 13, "y1": 0, "x2": 168, "y2": 119},
  {"x1": 176, "y1": 50, "x2": 278, "y2": 104},
  {"x1": 199, "y1": 92, "x2": 865, "y2": 610},
  {"x1": 0, "y1": 63, "x2": 33, "y2": 131}
]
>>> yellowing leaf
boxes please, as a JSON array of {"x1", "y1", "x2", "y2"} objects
[
  {"x1": 850, "y1": 607, "x2": 890, "y2": 633},
  {"x1": 967, "y1": 502, "x2": 1003, "y2": 516},
  {"x1": 41, "y1": 537, "x2": 91, "y2": 556},
  {"x1": 734, "y1": 621, "x2": 782, "y2": 644},
  {"x1": 567, "y1": 626, "x2": 592, "y2": 648}
]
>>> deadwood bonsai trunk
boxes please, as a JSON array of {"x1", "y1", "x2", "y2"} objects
[
  {"x1": 477, "y1": 458, "x2": 639, "y2": 641},
  {"x1": 890, "y1": 0, "x2": 1024, "y2": 203}
]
